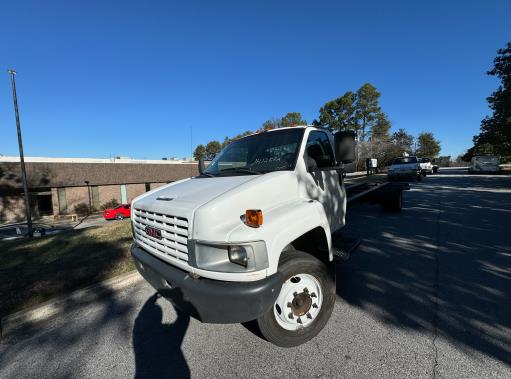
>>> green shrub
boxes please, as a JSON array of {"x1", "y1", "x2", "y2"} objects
[
  {"x1": 101, "y1": 198, "x2": 120, "y2": 211},
  {"x1": 74, "y1": 203, "x2": 90, "y2": 216}
]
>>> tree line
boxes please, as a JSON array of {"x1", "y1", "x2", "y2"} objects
[
  {"x1": 194, "y1": 83, "x2": 441, "y2": 166},
  {"x1": 464, "y1": 41, "x2": 511, "y2": 161}
]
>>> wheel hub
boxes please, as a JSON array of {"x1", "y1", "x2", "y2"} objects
[{"x1": 291, "y1": 292, "x2": 312, "y2": 316}]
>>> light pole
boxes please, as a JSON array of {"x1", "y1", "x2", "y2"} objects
[{"x1": 8, "y1": 69, "x2": 33, "y2": 238}]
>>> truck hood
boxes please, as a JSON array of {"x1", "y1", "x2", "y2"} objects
[{"x1": 133, "y1": 176, "x2": 258, "y2": 225}]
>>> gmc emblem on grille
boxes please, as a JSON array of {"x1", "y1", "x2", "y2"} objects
[{"x1": 145, "y1": 226, "x2": 162, "y2": 240}]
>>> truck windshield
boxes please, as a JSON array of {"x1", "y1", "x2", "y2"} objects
[
  {"x1": 392, "y1": 157, "x2": 418, "y2": 165},
  {"x1": 204, "y1": 128, "x2": 305, "y2": 176}
]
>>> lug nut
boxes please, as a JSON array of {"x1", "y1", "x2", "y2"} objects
[
  {"x1": 288, "y1": 313, "x2": 294, "y2": 319},
  {"x1": 297, "y1": 317, "x2": 302, "y2": 324},
  {"x1": 312, "y1": 303, "x2": 318, "y2": 308},
  {"x1": 287, "y1": 302, "x2": 292, "y2": 308},
  {"x1": 303, "y1": 287, "x2": 309, "y2": 293},
  {"x1": 307, "y1": 312, "x2": 312, "y2": 319},
  {"x1": 311, "y1": 292, "x2": 317, "y2": 298},
  {"x1": 293, "y1": 292, "x2": 298, "y2": 297}
]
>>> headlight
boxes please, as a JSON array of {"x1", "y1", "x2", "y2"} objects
[
  {"x1": 192, "y1": 241, "x2": 268, "y2": 272},
  {"x1": 228, "y1": 245, "x2": 248, "y2": 267}
]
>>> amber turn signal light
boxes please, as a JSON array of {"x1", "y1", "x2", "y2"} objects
[{"x1": 245, "y1": 209, "x2": 263, "y2": 228}]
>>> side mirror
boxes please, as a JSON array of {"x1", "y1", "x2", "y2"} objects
[
  {"x1": 334, "y1": 130, "x2": 356, "y2": 164},
  {"x1": 198, "y1": 156, "x2": 205, "y2": 174}
]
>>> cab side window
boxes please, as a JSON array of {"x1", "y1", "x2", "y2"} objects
[{"x1": 306, "y1": 131, "x2": 336, "y2": 168}]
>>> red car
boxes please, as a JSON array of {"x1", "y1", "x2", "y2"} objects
[{"x1": 103, "y1": 204, "x2": 131, "y2": 220}]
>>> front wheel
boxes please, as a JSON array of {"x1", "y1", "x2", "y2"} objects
[
  {"x1": 115, "y1": 214, "x2": 124, "y2": 220},
  {"x1": 256, "y1": 250, "x2": 335, "y2": 347}
]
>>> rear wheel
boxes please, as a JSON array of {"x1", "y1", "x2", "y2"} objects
[
  {"x1": 115, "y1": 213, "x2": 124, "y2": 220},
  {"x1": 381, "y1": 190, "x2": 402, "y2": 213},
  {"x1": 256, "y1": 250, "x2": 335, "y2": 347}
]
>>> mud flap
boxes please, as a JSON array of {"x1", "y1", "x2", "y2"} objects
[{"x1": 331, "y1": 234, "x2": 361, "y2": 263}]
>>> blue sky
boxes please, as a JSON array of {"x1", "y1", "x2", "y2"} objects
[{"x1": 1, "y1": 0, "x2": 510, "y2": 159}]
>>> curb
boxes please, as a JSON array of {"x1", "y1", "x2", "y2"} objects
[{"x1": 0, "y1": 270, "x2": 143, "y2": 339}]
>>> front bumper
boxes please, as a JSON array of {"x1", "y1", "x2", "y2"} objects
[
  {"x1": 388, "y1": 170, "x2": 419, "y2": 179},
  {"x1": 131, "y1": 243, "x2": 283, "y2": 323}
]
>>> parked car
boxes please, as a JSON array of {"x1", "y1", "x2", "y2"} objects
[
  {"x1": 103, "y1": 204, "x2": 131, "y2": 220},
  {"x1": 0, "y1": 222, "x2": 65, "y2": 240},
  {"x1": 388, "y1": 156, "x2": 422, "y2": 181},
  {"x1": 418, "y1": 158, "x2": 434, "y2": 175},
  {"x1": 468, "y1": 156, "x2": 500, "y2": 174}
]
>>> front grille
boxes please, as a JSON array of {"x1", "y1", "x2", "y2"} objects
[{"x1": 133, "y1": 208, "x2": 189, "y2": 263}]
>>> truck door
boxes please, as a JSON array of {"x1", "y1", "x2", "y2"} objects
[{"x1": 302, "y1": 130, "x2": 345, "y2": 231}]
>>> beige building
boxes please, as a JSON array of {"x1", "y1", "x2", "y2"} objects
[{"x1": 0, "y1": 156, "x2": 198, "y2": 223}]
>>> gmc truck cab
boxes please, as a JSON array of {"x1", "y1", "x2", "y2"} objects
[{"x1": 131, "y1": 126, "x2": 356, "y2": 347}]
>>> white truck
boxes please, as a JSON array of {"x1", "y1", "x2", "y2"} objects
[
  {"x1": 387, "y1": 156, "x2": 422, "y2": 181},
  {"x1": 418, "y1": 158, "x2": 434, "y2": 175},
  {"x1": 131, "y1": 126, "x2": 406, "y2": 347},
  {"x1": 468, "y1": 155, "x2": 500, "y2": 174}
]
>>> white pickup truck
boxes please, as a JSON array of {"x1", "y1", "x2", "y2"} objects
[
  {"x1": 418, "y1": 158, "x2": 434, "y2": 175},
  {"x1": 387, "y1": 156, "x2": 422, "y2": 181},
  {"x1": 468, "y1": 155, "x2": 500, "y2": 174},
  {"x1": 131, "y1": 126, "x2": 405, "y2": 347}
]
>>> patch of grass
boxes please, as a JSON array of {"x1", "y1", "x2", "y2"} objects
[{"x1": 0, "y1": 220, "x2": 134, "y2": 318}]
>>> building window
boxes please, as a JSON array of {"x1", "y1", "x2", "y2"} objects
[
  {"x1": 91, "y1": 186, "x2": 100, "y2": 210},
  {"x1": 145, "y1": 183, "x2": 150, "y2": 192},
  {"x1": 57, "y1": 188, "x2": 67, "y2": 213}
]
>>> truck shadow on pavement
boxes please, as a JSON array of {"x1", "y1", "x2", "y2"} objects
[
  {"x1": 336, "y1": 172, "x2": 511, "y2": 366},
  {"x1": 133, "y1": 290, "x2": 191, "y2": 379},
  {"x1": 0, "y1": 279, "x2": 134, "y2": 376}
]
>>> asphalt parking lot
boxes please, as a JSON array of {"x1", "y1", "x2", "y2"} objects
[{"x1": 1, "y1": 168, "x2": 510, "y2": 378}]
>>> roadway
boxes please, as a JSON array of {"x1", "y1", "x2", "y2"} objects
[{"x1": 1, "y1": 168, "x2": 510, "y2": 378}]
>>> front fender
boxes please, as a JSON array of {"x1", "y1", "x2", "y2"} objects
[{"x1": 228, "y1": 199, "x2": 332, "y2": 276}]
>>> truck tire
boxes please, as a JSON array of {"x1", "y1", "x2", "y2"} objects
[
  {"x1": 381, "y1": 190, "x2": 402, "y2": 213},
  {"x1": 256, "y1": 249, "x2": 335, "y2": 347}
]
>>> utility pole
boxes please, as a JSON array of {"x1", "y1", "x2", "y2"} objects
[{"x1": 8, "y1": 69, "x2": 33, "y2": 237}]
